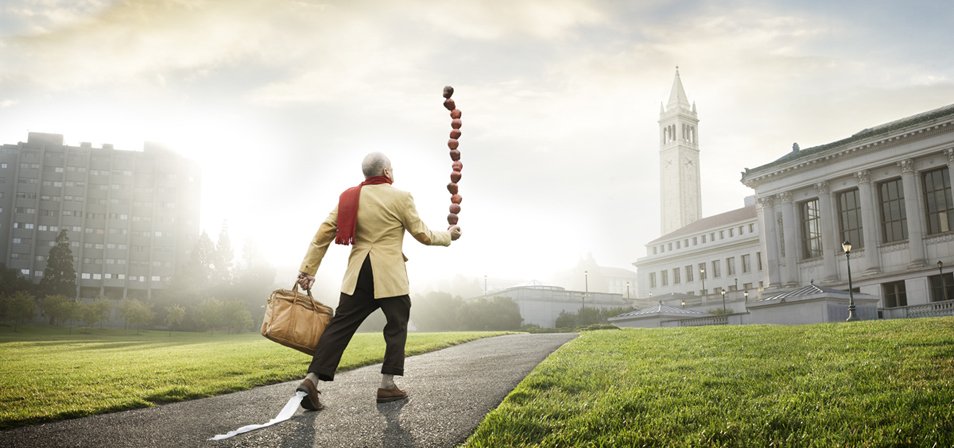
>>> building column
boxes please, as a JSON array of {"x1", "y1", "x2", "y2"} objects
[
  {"x1": 778, "y1": 191, "x2": 799, "y2": 287},
  {"x1": 815, "y1": 182, "x2": 838, "y2": 282},
  {"x1": 758, "y1": 196, "x2": 782, "y2": 288},
  {"x1": 900, "y1": 159, "x2": 926, "y2": 267},
  {"x1": 856, "y1": 170, "x2": 881, "y2": 274}
]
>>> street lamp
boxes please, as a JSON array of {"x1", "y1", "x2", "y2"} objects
[
  {"x1": 720, "y1": 288, "x2": 727, "y2": 313},
  {"x1": 626, "y1": 281, "x2": 630, "y2": 299},
  {"x1": 700, "y1": 266, "x2": 706, "y2": 297},
  {"x1": 939, "y1": 261, "x2": 948, "y2": 302},
  {"x1": 843, "y1": 241, "x2": 858, "y2": 321},
  {"x1": 744, "y1": 290, "x2": 749, "y2": 303},
  {"x1": 582, "y1": 270, "x2": 588, "y2": 312}
]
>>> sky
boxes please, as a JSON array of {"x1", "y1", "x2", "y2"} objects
[{"x1": 1, "y1": 0, "x2": 953, "y2": 297}]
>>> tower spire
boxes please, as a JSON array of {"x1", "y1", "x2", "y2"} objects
[{"x1": 667, "y1": 66, "x2": 691, "y2": 110}]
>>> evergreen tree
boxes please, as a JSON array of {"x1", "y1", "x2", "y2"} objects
[
  {"x1": 172, "y1": 231, "x2": 216, "y2": 297},
  {"x1": 39, "y1": 230, "x2": 76, "y2": 298},
  {"x1": 212, "y1": 222, "x2": 234, "y2": 286}
]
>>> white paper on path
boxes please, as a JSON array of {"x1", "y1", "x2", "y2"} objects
[{"x1": 209, "y1": 391, "x2": 306, "y2": 441}]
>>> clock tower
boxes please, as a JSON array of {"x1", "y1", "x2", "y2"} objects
[{"x1": 659, "y1": 67, "x2": 702, "y2": 234}]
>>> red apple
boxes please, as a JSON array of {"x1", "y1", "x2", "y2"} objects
[
  {"x1": 443, "y1": 98, "x2": 456, "y2": 111},
  {"x1": 447, "y1": 213, "x2": 459, "y2": 225},
  {"x1": 449, "y1": 204, "x2": 461, "y2": 214},
  {"x1": 451, "y1": 194, "x2": 462, "y2": 204},
  {"x1": 450, "y1": 171, "x2": 462, "y2": 183},
  {"x1": 447, "y1": 139, "x2": 459, "y2": 150},
  {"x1": 451, "y1": 118, "x2": 462, "y2": 129},
  {"x1": 447, "y1": 183, "x2": 458, "y2": 194},
  {"x1": 443, "y1": 86, "x2": 454, "y2": 99},
  {"x1": 450, "y1": 129, "x2": 461, "y2": 139},
  {"x1": 449, "y1": 149, "x2": 460, "y2": 161},
  {"x1": 452, "y1": 161, "x2": 463, "y2": 171},
  {"x1": 450, "y1": 109, "x2": 462, "y2": 119}
]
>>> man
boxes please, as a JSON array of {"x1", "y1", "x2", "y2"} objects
[{"x1": 295, "y1": 152, "x2": 462, "y2": 410}]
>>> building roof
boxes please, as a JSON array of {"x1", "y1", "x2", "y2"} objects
[
  {"x1": 755, "y1": 283, "x2": 876, "y2": 303},
  {"x1": 742, "y1": 103, "x2": 954, "y2": 182},
  {"x1": 609, "y1": 301, "x2": 703, "y2": 320},
  {"x1": 648, "y1": 205, "x2": 756, "y2": 244}
]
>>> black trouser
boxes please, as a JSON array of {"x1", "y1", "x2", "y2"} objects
[{"x1": 308, "y1": 255, "x2": 411, "y2": 381}]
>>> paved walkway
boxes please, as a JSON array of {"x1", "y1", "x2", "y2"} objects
[{"x1": 1, "y1": 333, "x2": 575, "y2": 448}]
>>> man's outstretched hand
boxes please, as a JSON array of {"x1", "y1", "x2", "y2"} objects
[
  {"x1": 449, "y1": 225, "x2": 462, "y2": 241},
  {"x1": 297, "y1": 272, "x2": 315, "y2": 291}
]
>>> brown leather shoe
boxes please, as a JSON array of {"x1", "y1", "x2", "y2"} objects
[
  {"x1": 297, "y1": 378, "x2": 324, "y2": 411},
  {"x1": 376, "y1": 386, "x2": 408, "y2": 403}
]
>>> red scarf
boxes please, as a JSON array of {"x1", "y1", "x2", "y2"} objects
[{"x1": 335, "y1": 176, "x2": 392, "y2": 245}]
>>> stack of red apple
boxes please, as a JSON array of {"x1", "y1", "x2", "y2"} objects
[{"x1": 443, "y1": 85, "x2": 463, "y2": 226}]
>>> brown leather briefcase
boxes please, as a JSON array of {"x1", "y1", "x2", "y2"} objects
[{"x1": 261, "y1": 284, "x2": 334, "y2": 355}]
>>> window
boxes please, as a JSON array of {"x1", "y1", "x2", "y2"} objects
[
  {"x1": 729, "y1": 228, "x2": 734, "y2": 237},
  {"x1": 879, "y1": 178, "x2": 907, "y2": 242},
  {"x1": 749, "y1": 223, "x2": 755, "y2": 233},
  {"x1": 693, "y1": 237, "x2": 698, "y2": 246},
  {"x1": 756, "y1": 252, "x2": 763, "y2": 271},
  {"x1": 882, "y1": 281, "x2": 907, "y2": 308},
  {"x1": 81, "y1": 273, "x2": 91, "y2": 279},
  {"x1": 801, "y1": 199, "x2": 823, "y2": 259},
  {"x1": 685, "y1": 265, "x2": 694, "y2": 282},
  {"x1": 928, "y1": 274, "x2": 954, "y2": 302},
  {"x1": 673, "y1": 268, "x2": 681, "y2": 284},
  {"x1": 923, "y1": 168, "x2": 954, "y2": 234},
  {"x1": 661, "y1": 270, "x2": 669, "y2": 286},
  {"x1": 649, "y1": 272, "x2": 657, "y2": 288},
  {"x1": 702, "y1": 234, "x2": 707, "y2": 243},
  {"x1": 151, "y1": 276, "x2": 160, "y2": 282},
  {"x1": 726, "y1": 257, "x2": 736, "y2": 276},
  {"x1": 719, "y1": 230, "x2": 725, "y2": 240},
  {"x1": 741, "y1": 254, "x2": 751, "y2": 273},
  {"x1": 711, "y1": 260, "x2": 721, "y2": 278},
  {"x1": 838, "y1": 189, "x2": 864, "y2": 249}
]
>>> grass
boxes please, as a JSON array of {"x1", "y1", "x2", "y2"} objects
[
  {"x1": 0, "y1": 327, "x2": 507, "y2": 429},
  {"x1": 464, "y1": 317, "x2": 954, "y2": 447}
]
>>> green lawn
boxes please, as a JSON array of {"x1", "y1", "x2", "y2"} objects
[
  {"x1": 464, "y1": 317, "x2": 954, "y2": 447},
  {"x1": 0, "y1": 327, "x2": 507, "y2": 429}
]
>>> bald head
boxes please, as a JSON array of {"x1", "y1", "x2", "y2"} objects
[{"x1": 362, "y1": 152, "x2": 391, "y2": 178}]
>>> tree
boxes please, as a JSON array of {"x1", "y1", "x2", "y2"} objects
[
  {"x1": 38, "y1": 230, "x2": 76, "y2": 298},
  {"x1": 212, "y1": 222, "x2": 234, "y2": 287},
  {"x1": 221, "y1": 300, "x2": 253, "y2": 333},
  {"x1": 120, "y1": 299, "x2": 154, "y2": 334},
  {"x1": 41, "y1": 295, "x2": 77, "y2": 326},
  {"x1": 459, "y1": 296, "x2": 523, "y2": 331},
  {"x1": 78, "y1": 299, "x2": 111, "y2": 328},
  {"x1": 198, "y1": 298, "x2": 225, "y2": 333},
  {"x1": 4, "y1": 291, "x2": 36, "y2": 331},
  {"x1": 165, "y1": 304, "x2": 186, "y2": 334},
  {"x1": 411, "y1": 291, "x2": 464, "y2": 331},
  {"x1": 170, "y1": 232, "x2": 216, "y2": 299},
  {"x1": 0, "y1": 263, "x2": 35, "y2": 297}
]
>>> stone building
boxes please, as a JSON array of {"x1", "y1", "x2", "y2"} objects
[
  {"x1": 741, "y1": 104, "x2": 954, "y2": 310},
  {"x1": 0, "y1": 132, "x2": 201, "y2": 299}
]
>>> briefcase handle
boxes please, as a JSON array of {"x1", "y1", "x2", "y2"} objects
[{"x1": 291, "y1": 282, "x2": 314, "y2": 298}]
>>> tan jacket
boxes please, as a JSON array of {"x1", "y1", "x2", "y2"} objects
[{"x1": 299, "y1": 184, "x2": 452, "y2": 298}]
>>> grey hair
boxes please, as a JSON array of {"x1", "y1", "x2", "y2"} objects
[{"x1": 361, "y1": 152, "x2": 390, "y2": 178}]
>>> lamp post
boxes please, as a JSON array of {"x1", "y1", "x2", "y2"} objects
[
  {"x1": 744, "y1": 290, "x2": 749, "y2": 303},
  {"x1": 843, "y1": 241, "x2": 858, "y2": 321},
  {"x1": 700, "y1": 266, "x2": 706, "y2": 297},
  {"x1": 626, "y1": 281, "x2": 630, "y2": 299},
  {"x1": 939, "y1": 261, "x2": 948, "y2": 302},
  {"x1": 582, "y1": 270, "x2": 588, "y2": 312},
  {"x1": 720, "y1": 288, "x2": 727, "y2": 313}
]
